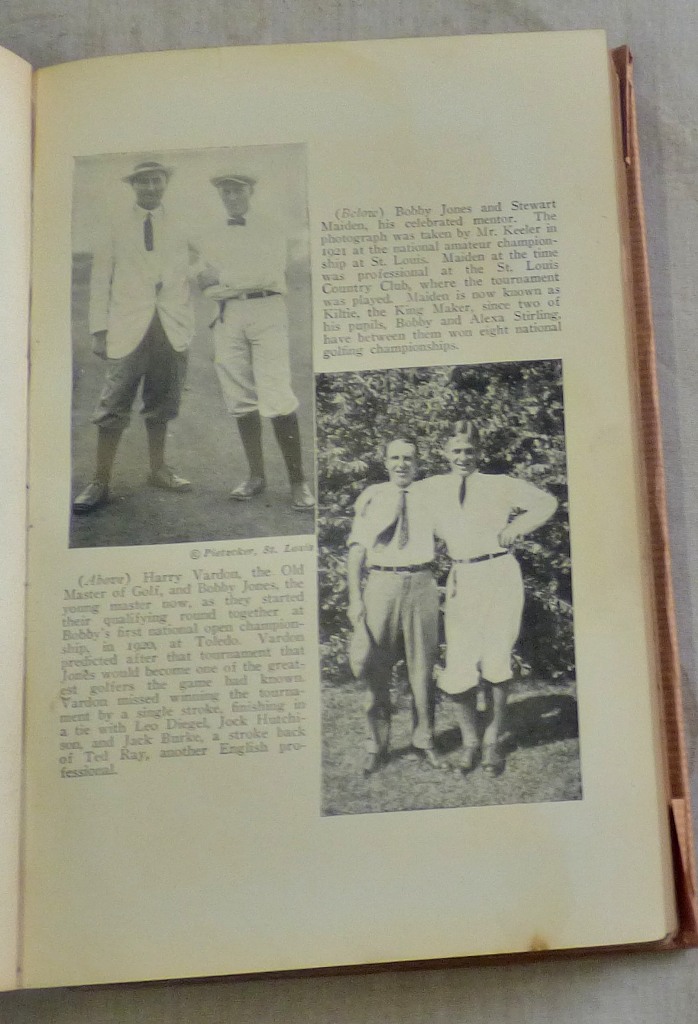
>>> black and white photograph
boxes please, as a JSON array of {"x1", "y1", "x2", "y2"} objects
[
  {"x1": 318, "y1": 360, "x2": 580, "y2": 815},
  {"x1": 69, "y1": 143, "x2": 315, "y2": 548}
]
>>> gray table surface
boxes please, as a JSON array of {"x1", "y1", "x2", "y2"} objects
[{"x1": 2, "y1": 1, "x2": 698, "y2": 1020}]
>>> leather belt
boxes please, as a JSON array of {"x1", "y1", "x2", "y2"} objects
[
  {"x1": 213, "y1": 290, "x2": 281, "y2": 326},
  {"x1": 452, "y1": 551, "x2": 509, "y2": 564},
  {"x1": 229, "y1": 289, "x2": 280, "y2": 300},
  {"x1": 368, "y1": 563, "x2": 433, "y2": 573}
]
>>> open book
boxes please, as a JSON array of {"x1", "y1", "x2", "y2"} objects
[{"x1": 0, "y1": 30, "x2": 695, "y2": 991}]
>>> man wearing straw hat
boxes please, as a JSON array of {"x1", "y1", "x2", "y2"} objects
[
  {"x1": 73, "y1": 159, "x2": 196, "y2": 513},
  {"x1": 197, "y1": 170, "x2": 315, "y2": 511}
]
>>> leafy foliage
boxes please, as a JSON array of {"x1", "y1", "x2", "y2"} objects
[{"x1": 316, "y1": 360, "x2": 575, "y2": 683}]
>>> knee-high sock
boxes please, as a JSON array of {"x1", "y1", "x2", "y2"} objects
[
  {"x1": 95, "y1": 428, "x2": 123, "y2": 485},
  {"x1": 482, "y1": 679, "x2": 510, "y2": 747},
  {"x1": 236, "y1": 411, "x2": 265, "y2": 479},
  {"x1": 146, "y1": 421, "x2": 167, "y2": 474},
  {"x1": 272, "y1": 411, "x2": 305, "y2": 484},
  {"x1": 449, "y1": 690, "x2": 479, "y2": 747}
]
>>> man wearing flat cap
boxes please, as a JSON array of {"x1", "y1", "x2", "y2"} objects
[
  {"x1": 73, "y1": 159, "x2": 196, "y2": 514},
  {"x1": 196, "y1": 171, "x2": 314, "y2": 510}
]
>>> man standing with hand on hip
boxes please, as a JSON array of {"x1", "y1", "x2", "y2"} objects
[
  {"x1": 197, "y1": 171, "x2": 314, "y2": 511},
  {"x1": 347, "y1": 437, "x2": 442, "y2": 776},
  {"x1": 73, "y1": 159, "x2": 195, "y2": 514},
  {"x1": 425, "y1": 419, "x2": 558, "y2": 777}
]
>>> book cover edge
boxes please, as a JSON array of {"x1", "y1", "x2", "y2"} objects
[{"x1": 610, "y1": 43, "x2": 698, "y2": 947}]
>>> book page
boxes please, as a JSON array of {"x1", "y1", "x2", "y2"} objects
[
  {"x1": 23, "y1": 32, "x2": 675, "y2": 988},
  {"x1": 0, "y1": 46, "x2": 32, "y2": 992}
]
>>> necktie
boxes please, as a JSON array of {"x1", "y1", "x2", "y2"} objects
[
  {"x1": 459, "y1": 476, "x2": 467, "y2": 506},
  {"x1": 397, "y1": 489, "x2": 409, "y2": 548},
  {"x1": 375, "y1": 489, "x2": 409, "y2": 549},
  {"x1": 227, "y1": 216, "x2": 246, "y2": 226},
  {"x1": 144, "y1": 213, "x2": 154, "y2": 251}
]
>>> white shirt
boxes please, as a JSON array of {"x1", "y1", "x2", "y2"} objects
[
  {"x1": 196, "y1": 211, "x2": 288, "y2": 296},
  {"x1": 416, "y1": 471, "x2": 557, "y2": 559},
  {"x1": 348, "y1": 481, "x2": 435, "y2": 566}
]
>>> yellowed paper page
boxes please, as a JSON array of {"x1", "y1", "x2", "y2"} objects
[
  {"x1": 0, "y1": 45, "x2": 32, "y2": 992},
  {"x1": 23, "y1": 32, "x2": 675, "y2": 988}
]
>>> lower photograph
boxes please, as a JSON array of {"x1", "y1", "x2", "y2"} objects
[{"x1": 316, "y1": 359, "x2": 580, "y2": 815}]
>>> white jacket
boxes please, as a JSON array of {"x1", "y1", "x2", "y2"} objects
[{"x1": 88, "y1": 204, "x2": 196, "y2": 358}]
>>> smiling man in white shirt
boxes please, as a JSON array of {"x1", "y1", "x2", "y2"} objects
[{"x1": 421, "y1": 419, "x2": 558, "y2": 777}]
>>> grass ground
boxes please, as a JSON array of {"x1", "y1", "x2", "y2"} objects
[{"x1": 322, "y1": 678, "x2": 581, "y2": 815}]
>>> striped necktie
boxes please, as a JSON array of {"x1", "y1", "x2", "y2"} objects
[
  {"x1": 397, "y1": 488, "x2": 409, "y2": 548},
  {"x1": 375, "y1": 489, "x2": 409, "y2": 549}
]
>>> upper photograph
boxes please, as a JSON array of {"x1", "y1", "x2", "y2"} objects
[{"x1": 69, "y1": 143, "x2": 315, "y2": 549}]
